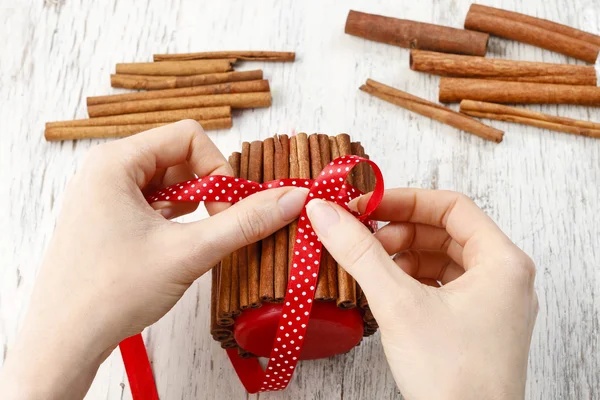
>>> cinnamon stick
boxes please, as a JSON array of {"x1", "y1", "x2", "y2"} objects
[
  {"x1": 44, "y1": 118, "x2": 232, "y2": 141},
  {"x1": 237, "y1": 347, "x2": 254, "y2": 359},
  {"x1": 110, "y1": 70, "x2": 263, "y2": 90},
  {"x1": 288, "y1": 136, "x2": 299, "y2": 278},
  {"x1": 274, "y1": 135, "x2": 290, "y2": 302},
  {"x1": 439, "y1": 78, "x2": 600, "y2": 106},
  {"x1": 259, "y1": 138, "x2": 275, "y2": 302},
  {"x1": 115, "y1": 59, "x2": 236, "y2": 76},
  {"x1": 309, "y1": 134, "x2": 330, "y2": 301},
  {"x1": 329, "y1": 137, "x2": 340, "y2": 159},
  {"x1": 87, "y1": 92, "x2": 272, "y2": 117},
  {"x1": 351, "y1": 142, "x2": 367, "y2": 311},
  {"x1": 345, "y1": 10, "x2": 489, "y2": 56},
  {"x1": 47, "y1": 107, "x2": 231, "y2": 128},
  {"x1": 217, "y1": 254, "x2": 234, "y2": 326},
  {"x1": 210, "y1": 266, "x2": 233, "y2": 341},
  {"x1": 410, "y1": 49, "x2": 597, "y2": 86},
  {"x1": 154, "y1": 51, "x2": 295, "y2": 62},
  {"x1": 247, "y1": 141, "x2": 263, "y2": 308},
  {"x1": 289, "y1": 133, "x2": 310, "y2": 280},
  {"x1": 361, "y1": 79, "x2": 504, "y2": 143},
  {"x1": 228, "y1": 152, "x2": 242, "y2": 317},
  {"x1": 238, "y1": 142, "x2": 251, "y2": 309},
  {"x1": 91, "y1": 79, "x2": 269, "y2": 105},
  {"x1": 335, "y1": 134, "x2": 357, "y2": 309},
  {"x1": 460, "y1": 100, "x2": 600, "y2": 139},
  {"x1": 296, "y1": 133, "x2": 310, "y2": 181},
  {"x1": 351, "y1": 142, "x2": 367, "y2": 194},
  {"x1": 319, "y1": 134, "x2": 338, "y2": 300},
  {"x1": 464, "y1": 4, "x2": 600, "y2": 63},
  {"x1": 474, "y1": 4, "x2": 600, "y2": 46},
  {"x1": 220, "y1": 339, "x2": 237, "y2": 349},
  {"x1": 359, "y1": 150, "x2": 374, "y2": 311}
]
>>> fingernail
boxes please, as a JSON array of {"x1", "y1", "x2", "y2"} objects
[
  {"x1": 153, "y1": 202, "x2": 175, "y2": 219},
  {"x1": 278, "y1": 188, "x2": 309, "y2": 221},
  {"x1": 157, "y1": 207, "x2": 175, "y2": 220},
  {"x1": 306, "y1": 199, "x2": 339, "y2": 236},
  {"x1": 347, "y1": 198, "x2": 359, "y2": 213}
]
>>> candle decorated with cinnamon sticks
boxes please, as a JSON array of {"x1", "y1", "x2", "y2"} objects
[
  {"x1": 110, "y1": 70, "x2": 264, "y2": 91},
  {"x1": 410, "y1": 49, "x2": 597, "y2": 86},
  {"x1": 464, "y1": 4, "x2": 600, "y2": 63},
  {"x1": 210, "y1": 134, "x2": 379, "y2": 354},
  {"x1": 345, "y1": 10, "x2": 489, "y2": 56}
]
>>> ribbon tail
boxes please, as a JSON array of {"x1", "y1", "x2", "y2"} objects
[
  {"x1": 120, "y1": 334, "x2": 160, "y2": 400},
  {"x1": 226, "y1": 349, "x2": 265, "y2": 394}
]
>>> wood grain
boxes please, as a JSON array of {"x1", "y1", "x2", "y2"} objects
[{"x1": 0, "y1": 1, "x2": 598, "y2": 399}]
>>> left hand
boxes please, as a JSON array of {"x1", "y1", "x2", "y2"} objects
[{"x1": 0, "y1": 120, "x2": 308, "y2": 400}]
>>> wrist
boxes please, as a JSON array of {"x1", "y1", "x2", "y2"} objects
[{"x1": 0, "y1": 304, "x2": 113, "y2": 399}]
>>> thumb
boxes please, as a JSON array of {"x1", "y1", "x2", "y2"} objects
[
  {"x1": 170, "y1": 187, "x2": 308, "y2": 275},
  {"x1": 305, "y1": 199, "x2": 419, "y2": 308}
]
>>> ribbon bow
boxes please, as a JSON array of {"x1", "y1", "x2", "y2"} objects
[{"x1": 120, "y1": 155, "x2": 384, "y2": 398}]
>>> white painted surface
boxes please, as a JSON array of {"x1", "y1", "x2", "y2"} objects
[{"x1": 1, "y1": 0, "x2": 599, "y2": 399}]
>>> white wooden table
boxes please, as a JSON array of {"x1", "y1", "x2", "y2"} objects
[{"x1": 1, "y1": 0, "x2": 599, "y2": 399}]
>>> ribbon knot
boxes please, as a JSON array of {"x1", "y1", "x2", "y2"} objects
[{"x1": 120, "y1": 155, "x2": 384, "y2": 398}]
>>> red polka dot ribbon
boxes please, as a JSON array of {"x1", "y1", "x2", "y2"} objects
[{"x1": 119, "y1": 155, "x2": 384, "y2": 398}]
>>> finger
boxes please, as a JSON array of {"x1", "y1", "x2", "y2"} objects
[
  {"x1": 99, "y1": 120, "x2": 232, "y2": 215},
  {"x1": 142, "y1": 167, "x2": 167, "y2": 196},
  {"x1": 164, "y1": 187, "x2": 308, "y2": 279},
  {"x1": 305, "y1": 199, "x2": 420, "y2": 304},
  {"x1": 375, "y1": 222, "x2": 464, "y2": 266},
  {"x1": 353, "y1": 189, "x2": 514, "y2": 269},
  {"x1": 393, "y1": 250, "x2": 464, "y2": 285},
  {"x1": 152, "y1": 164, "x2": 199, "y2": 219}
]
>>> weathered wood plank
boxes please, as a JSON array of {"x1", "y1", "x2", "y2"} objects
[{"x1": 0, "y1": 1, "x2": 598, "y2": 399}]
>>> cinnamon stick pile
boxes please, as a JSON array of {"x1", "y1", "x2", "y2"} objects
[
  {"x1": 350, "y1": 6, "x2": 600, "y2": 142},
  {"x1": 45, "y1": 51, "x2": 295, "y2": 141},
  {"x1": 211, "y1": 134, "x2": 379, "y2": 354}
]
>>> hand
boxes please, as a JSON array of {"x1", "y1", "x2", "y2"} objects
[
  {"x1": 306, "y1": 189, "x2": 538, "y2": 400},
  {"x1": 0, "y1": 121, "x2": 308, "y2": 400}
]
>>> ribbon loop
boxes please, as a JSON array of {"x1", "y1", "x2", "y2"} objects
[{"x1": 120, "y1": 155, "x2": 384, "y2": 397}]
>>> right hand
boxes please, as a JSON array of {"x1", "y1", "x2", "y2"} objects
[{"x1": 306, "y1": 189, "x2": 538, "y2": 400}]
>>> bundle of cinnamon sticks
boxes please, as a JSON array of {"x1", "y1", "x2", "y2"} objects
[
  {"x1": 45, "y1": 51, "x2": 295, "y2": 141},
  {"x1": 211, "y1": 134, "x2": 379, "y2": 354},
  {"x1": 350, "y1": 6, "x2": 600, "y2": 142}
]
